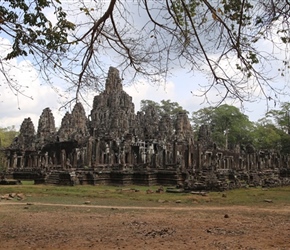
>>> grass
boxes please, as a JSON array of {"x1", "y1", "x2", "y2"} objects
[
  {"x1": 1, "y1": 182, "x2": 290, "y2": 207},
  {"x1": 208, "y1": 186, "x2": 290, "y2": 206}
]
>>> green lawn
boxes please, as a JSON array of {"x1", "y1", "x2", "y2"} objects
[{"x1": 1, "y1": 182, "x2": 290, "y2": 207}]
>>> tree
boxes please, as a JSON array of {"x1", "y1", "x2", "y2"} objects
[
  {"x1": 249, "y1": 117, "x2": 290, "y2": 154},
  {"x1": 280, "y1": 133, "x2": 290, "y2": 154},
  {"x1": 191, "y1": 106, "x2": 215, "y2": 131},
  {"x1": 140, "y1": 100, "x2": 161, "y2": 114},
  {"x1": 266, "y1": 102, "x2": 290, "y2": 134},
  {"x1": 0, "y1": 0, "x2": 75, "y2": 99},
  {"x1": 258, "y1": 103, "x2": 290, "y2": 153},
  {"x1": 140, "y1": 99, "x2": 188, "y2": 120},
  {"x1": 1, "y1": 0, "x2": 290, "y2": 105},
  {"x1": 160, "y1": 99, "x2": 189, "y2": 119},
  {"x1": 192, "y1": 104, "x2": 253, "y2": 149},
  {"x1": 0, "y1": 126, "x2": 18, "y2": 171},
  {"x1": 250, "y1": 123, "x2": 281, "y2": 150}
]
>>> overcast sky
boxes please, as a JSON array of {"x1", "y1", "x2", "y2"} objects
[
  {"x1": 1, "y1": 2, "x2": 289, "y2": 130},
  {"x1": 0, "y1": 54, "x2": 278, "y2": 131},
  {"x1": 0, "y1": 39, "x2": 285, "y2": 130}
]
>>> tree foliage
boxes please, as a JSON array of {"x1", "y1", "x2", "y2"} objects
[
  {"x1": 1, "y1": 0, "x2": 290, "y2": 105},
  {"x1": 0, "y1": 126, "x2": 18, "y2": 148},
  {"x1": 192, "y1": 104, "x2": 253, "y2": 149},
  {"x1": 1, "y1": 0, "x2": 75, "y2": 59},
  {"x1": 0, "y1": 0, "x2": 75, "y2": 98},
  {"x1": 212, "y1": 105, "x2": 253, "y2": 149},
  {"x1": 191, "y1": 106, "x2": 215, "y2": 131},
  {"x1": 140, "y1": 100, "x2": 160, "y2": 114},
  {"x1": 192, "y1": 102, "x2": 290, "y2": 153},
  {"x1": 140, "y1": 99, "x2": 188, "y2": 120},
  {"x1": 261, "y1": 102, "x2": 290, "y2": 153},
  {"x1": 266, "y1": 102, "x2": 290, "y2": 134},
  {"x1": 250, "y1": 123, "x2": 281, "y2": 150},
  {"x1": 0, "y1": 126, "x2": 18, "y2": 170}
]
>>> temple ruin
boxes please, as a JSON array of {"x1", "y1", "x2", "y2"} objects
[{"x1": 2, "y1": 67, "x2": 290, "y2": 190}]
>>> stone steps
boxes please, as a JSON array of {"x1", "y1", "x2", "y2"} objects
[
  {"x1": 45, "y1": 172, "x2": 60, "y2": 185},
  {"x1": 45, "y1": 171, "x2": 75, "y2": 185}
]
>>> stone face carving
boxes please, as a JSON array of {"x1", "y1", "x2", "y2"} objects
[
  {"x1": 11, "y1": 117, "x2": 36, "y2": 150},
  {"x1": 137, "y1": 104, "x2": 159, "y2": 140},
  {"x1": 105, "y1": 66, "x2": 123, "y2": 93},
  {"x1": 90, "y1": 67, "x2": 136, "y2": 139},
  {"x1": 37, "y1": 107, "x2": 56, "y2": 144},
  {"x1": 58, "y1": 112, "x2": 73, "y2": 141},
  {"x1": 58, "y1": 103, "x2": 89, "y2": 142},
  {"x1": 3, "y1": 66, "x2": 290, "y2": 189},
  {"x1": 198, "y1": 124, "x2": 214, "y2": 148},
  {"x1": 175, "y1": 111, "x2": 194, "y2": 141},
  {"x1": 158, "y1": 114, "x2": 173, "y2": 140}
]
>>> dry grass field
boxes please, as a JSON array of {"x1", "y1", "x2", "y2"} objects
[{"x1": 1, "y1": 183, "x2": 290, "y2": 249}]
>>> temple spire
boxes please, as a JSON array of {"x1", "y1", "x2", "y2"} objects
[{"x1": 105, "y1": 67, "x2": 123, "y2": 93}]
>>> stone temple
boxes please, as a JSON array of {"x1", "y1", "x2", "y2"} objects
[{"x1": 2, "y1": 67, "x2": 290, "y2": 190}]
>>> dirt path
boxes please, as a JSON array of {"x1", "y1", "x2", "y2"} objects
[
  {"x1": 1, "y1": 201, "x2": 290, "y2": 250},
  {"x1": 2, "y1": 200, "x2": 290, "y2": 212}
]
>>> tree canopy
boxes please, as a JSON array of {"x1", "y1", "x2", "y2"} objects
[
  {"x1": 250, "y1": 123, "x2": 281, "y2": 150},
  {"x1": 0, "y1": 126, "x2": 18, "y2": 170},
  {"x1": 1, "y1": 0, "x2": 290, "y2": 105},
  {"x1": 192, "y1": 104, "x2": 253, "y2": 149},
  {"x1": 266, "y1": 102, "x2": 290, "y2": 134},
  {"x1": 140, "y1": 99, "x2": 188, "y2": 121},
  {"x1": 191, "y1": 102, "x2": 290, "y2": 153}
]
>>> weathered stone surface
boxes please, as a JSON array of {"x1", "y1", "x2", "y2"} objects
[
  {"x1": 37, "y1": 107, "x2": 56, "y2": 144},
  {"x1": 175, "y1": 111, "x2": 193, "y2": 141},
  {"x1": 10, "y1": 117, "x2": 35, "y2": 151},
  {"x1": 58, "y1": 103, "x2": 89, "y2": 142},
  {"x1": 57, "y1": 112, "x2": 73, "y2": 141},
  {"x1": 197, "y1": 124, "x2": 214, "y2": 148},
  {"x1": 90, "y1": 67, "x2": 136, "y2": 139}
]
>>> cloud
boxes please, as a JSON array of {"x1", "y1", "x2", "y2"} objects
[
  {"x1": 124, "y1": 72, "x2": 211, "y2": 115},
  {"x1": 124, "y1": 78, "x2": 175, "y2": 112},
  {"x1": 0, "y1": 63, "x2": 63, "y2": 129},
  {"x1": 0, "y1": 38, "x2": 65, "y2": 129},
  {"x1": 2, "y1": 18, "x2": 288, "y2": 133}
]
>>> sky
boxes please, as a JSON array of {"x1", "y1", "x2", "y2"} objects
[
  {"x1": 0, "y1": 41, "x2": 286, "y2": 130},
  {"x1": 0, "y1": 1, "x2": 289, "y2": 130},
  {"x1": 0, "y1": 55, "x2": 277, "y2": 131}
]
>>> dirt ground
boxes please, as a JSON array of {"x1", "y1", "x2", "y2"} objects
[{"x1": 0, "y1": 201, "x2": 290, "y2": 250}]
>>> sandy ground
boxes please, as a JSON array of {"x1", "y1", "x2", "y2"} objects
[{"x1": 0, "y1": 201, "x2": 290, "y2": 250}]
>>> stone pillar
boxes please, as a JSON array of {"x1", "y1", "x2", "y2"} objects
[
  {"x1": 13, "y1": 152, "x2": 17, "y2": 168},
  {"x1": 72, "y1": 149, "x2": 77, "y2": 168},
  {"x1": 61, "y1": 149, "x2": 66, "y2": 169},
  {"x1": 45, "y1": 152, "x2": 48, "y2": 167},
  {"x1": 5, "y1": 157, "x2": 9, "y2": 170},
  {"x1": 19, "y1": 156, "x2": 23, "y2": 169},
  {"x1": 87, "y1": 137, "x2": 93, "y2": 167},
  {"x1": 28, "y1": 155, "x2": 32, "y2": 168}
]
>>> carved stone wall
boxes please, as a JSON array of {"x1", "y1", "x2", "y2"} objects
[
  {"x1": 37, "y1": 108, "x2": 56, "y2": 145},
  {"x1": 11, "y1": 117, "x2": 36, "y2": 151},
  {"x1": 58, "y1": 112, "x2": 73, "y2": 141},
  {"x1": 90, "y1": 67, "x2": 136, "y2": 139},
  {"x1": 3, "y1": 66, "x2": 290, "y2": 189},
  {"x1": 58, "y1": 103, "x2": 89, "y2": 142}
]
